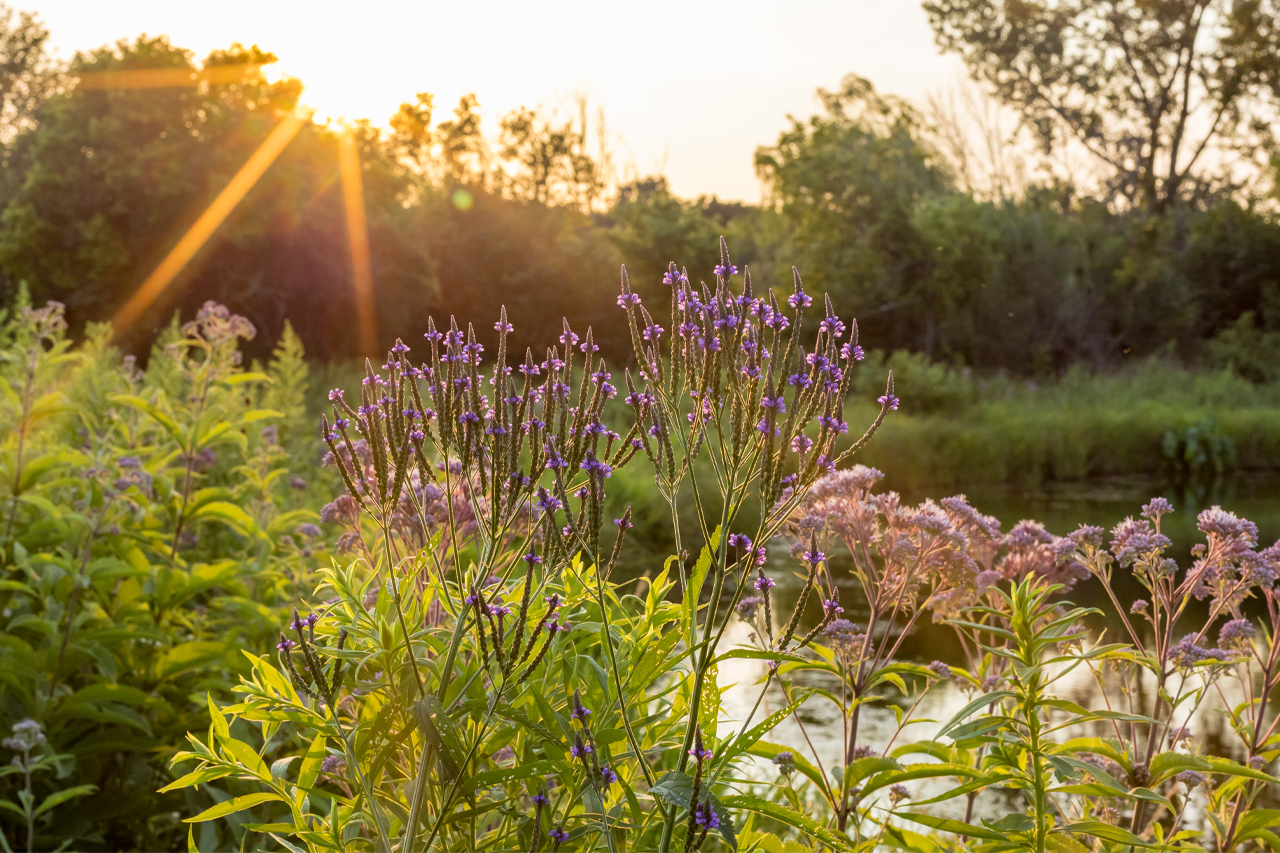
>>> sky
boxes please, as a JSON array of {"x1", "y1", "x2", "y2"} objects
[{"x1": 30, "y1": 0, "x2": 966, "y2": 202}]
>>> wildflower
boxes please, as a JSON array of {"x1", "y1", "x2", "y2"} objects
[
  {"x1": 737, "y1": 596, "x2": 764, "y2": 620},
  {"x1": 571, "y1": 691, "x2": 592, "y2": 722},
  {"x1": 841, "y1": 342, "x2": 865, "y2": 361},
  {"x1": 877, "y1": 393, "x2": 900, "y2": 411},
  {"x1": 713, "y1": 263, "x2": 738, "y2": 278},
  {"x1": 728, "y1": 533, "x2": 753, "y2": 551},
  {"x1": 788, "y1": 291, "x2": 812, "y2": 310},
  {"x1": 689, "y1": 744, "x2": 713, "y2": 761},
  {"x1": 823, "y1": 598, "x2": 844, "y2": 615},
  {"x1": 617, "y1": 292, "x2": 642, "y2": 308},
  {"x1": 522, "y1": 552, "x2": 542, "y2": 564},
  {"x1": 1218, "y1": 618, "x2": 1255, "y2": 650},
  {"x1": 850, "y1": 745, "x2": 875, "y2": 760},
  {"x1": 1141, "y1": 497, "x2": 1175, "y2": 521},
  {"x1": 773, "y1": 751, "x2": 795, "y2": 777},
  {"x1": 803, "y1": 547, "x2": 825, "y2": 566},
  {"x1": 889, "y1": 784, "x2": 910, "y2": 804},
  {"x1": 531, "y1": 792, "x2": 549, "y2": 806},
  {"x1": 1169, "y1": 634, "x2": 1231, "y2": 667},
  {"x1": 614, "y1": 516, "x2": 633, "y2": 530},
  {"x1": 693, "y1": 799, "x2": 720, "y2": 830},
  {"x1": 928, "y1": 661, "x2": 951, "y2": 679},
  {"x1": 754, "y1": 575, "x2": 776, "y2": 591},
  {"x1": 320, "y1": 755, "x2": 346, "y2": 774},
  {"x1": 1250, "y1": 756, "x2": 1267, "y2": 771},
  {"x1": 2, "y1": 719, "x2": 46, "y2": 752},
  {"x1": 548, "y1": 827, "x2": 569, "y2": 845},
  {"x1": 599, "y1": 764, "x2": 618, "y2": 787},
  {"x1": 277, "y1": 636, "x2": 295, "y2": 652},
  {"x1": 1130, "y1": 600, "x2": 1149, "y2": 614},
  {"x1": 1175, "y1": 770, "x2": 1207, "y2": 788}
]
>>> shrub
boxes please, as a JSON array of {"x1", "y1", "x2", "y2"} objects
[{"x1": 0, "y1": 296, "x2": 325, "y2": 851}]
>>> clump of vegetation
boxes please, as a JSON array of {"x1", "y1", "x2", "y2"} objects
[
  {"x1": 0, "y1": 294, "x2": 327, "y2": 851},
  {"x1": 150, "y1": 245, "x2": 1279, "y2": 853}
]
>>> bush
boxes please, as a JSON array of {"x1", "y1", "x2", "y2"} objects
[{"x1": 0, "y1": 296, "x2": 327, "y2": 851}]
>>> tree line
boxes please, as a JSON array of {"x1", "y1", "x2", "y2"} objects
[{"x1": 1, "y1": 1, "x2": 1279, "y2": 379}]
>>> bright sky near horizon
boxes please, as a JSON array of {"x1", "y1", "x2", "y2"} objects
[{"x1": 30, "y1": 1, "x2": 965, "y2": 201}]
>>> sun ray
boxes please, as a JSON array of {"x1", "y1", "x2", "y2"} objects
[
  {"x1": 337, "y1": 127, "x2": 378, "y2": 355},
  {"x1": 111, "y1": 110, "x2": 310, "y2": 336}
]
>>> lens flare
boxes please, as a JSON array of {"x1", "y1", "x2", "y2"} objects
[
  {"x1": 337, "y1": 128, "x2": 378, "y2": 355},
  {"x1": 112, "y1": 110, "x2": 310, "y2": 336}
]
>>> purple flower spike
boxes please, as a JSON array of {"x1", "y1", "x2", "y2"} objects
[
  {"x1": 877, "y1": 394, "x2": 900, "y2": 411},
  {"x1": 599, "y1": 764, "x2": 618, "y2": 786},
  {"x1": 755, "y1": 575, "x2": 776, "y2": 591},
  {"x1": 728, "y1": 533, "x2": 753, "y2": 551},
  {"x1": 548, "y1": 827, "x2": 569, "y2": 845}
]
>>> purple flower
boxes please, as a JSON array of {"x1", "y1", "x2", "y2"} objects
[
  {"x1": 1175, "y1": 770, "x2": 1207, "y2": 787},
  {"x1": 693, "y1": 800, "x2": 720, "y2": 830},
  {"x1": 531, "y1": 792, "x2": 549, "y2": 806},
  {"x1": 571, "y1": 691, "x2": 592, "y2": 722},
  {"x1": 689, "y1": 745, "x2": 713, "y2": 761},
  {"x1": 928, "y1": 661, "x2": 951, "y2": 679},
  {"x1": 1130, "y1": 600, "x2": 1149, "y2": 614},
  {"x1": 548, "y1": 827, "x2": 569, "y2": 845},
  {"x1": 599, "y1": 764, "x2": 618, "y2": 786},
  {"x1": 773, "y1": 751, "x2": 795, "y2": 776},
  {"x1": 737, "y1": 596, "x2": 764, "y2": 620},
  {"x1": 1219, "y1": 618, "x2": 1256, "y2": 649},
  {"x1": 877, "y1": 394, "x2": 900, "y2": 411},
  {"x1": 823, "y1": 598, "x2": 844, "y2": 615},
  {"x1": 523, "y1": 552, "x2": 542, "y2": 565},
  {"x1": 1141, "y1": 497, "x2": 1175, "y2": 521},
  {"x1": 614, "y1": 516, "x2": 633, "y2": 530},
  {"x1": 788, "y1": 292, "x2": 812, "y2": 309},
  {"x1": 714, "y1": 263, "x2": 738, "y2": 278},
  {"x1": 791, "y1": 435, "x2": 814, "y2": 454},
  {"x1": 569, "y1": 741, "x2": 593, "y2": 758},
  {"x1": 803, "y1": 548, "x2": 825, "y2": 565},
  {"x1": 728, "y1": 533, "x2": 753, "y2": 550},
  {"x1": 754, "y1": 575, "x2": 776, "y2": 591},
  {"x1": 277, "y1": 636, "x2": 295, "y2": 652},
  {"x1": 617, "y1": 292, "x2": 642, "y2": 308},
  {"x1": 663, "y1": 268, "x2": 689, "y2": 286}
]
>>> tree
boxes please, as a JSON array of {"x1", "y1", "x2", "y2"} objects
[
  {"x1": 924, "y1": 0, "x2": 1280, "y2": 212},
  {"x1": 0, "y1": 4, "x2": 59, "y2": 146},
  {"x1": 755, "y1": 75, "x2": 953, "y2": 351},
  {"x1": 0, "y1": 36, "x2": 433, "y2": 359}
]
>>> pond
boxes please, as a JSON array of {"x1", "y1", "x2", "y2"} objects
[{"x1": 716, "y1": 472, "x2": 1280, "y2": 822}]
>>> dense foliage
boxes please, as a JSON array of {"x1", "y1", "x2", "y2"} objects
[
  {"x1": 0, "y1": 294, "x2": 328, "y2": 850},
  {"x1": 1, "y1": 5, "x2": 1279, "y2": 379}
]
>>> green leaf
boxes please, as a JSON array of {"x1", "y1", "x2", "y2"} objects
[
  {"x1": 295, "y1": 735, "x2": 327, "y2": 809},
  {"x1": 649, "y1": 771, "x2": 694, "y2": 809},
  {"x1": 683, "y1": 528, "x2": 720, "y2": 644},
  {"x1": 711, "y1": 649, "x2": 812, "y2": 666},
  {"x1": 893, "y1": 810, "x2": 1009, "y2": 841},
  {"x1": 184, "y1": 792, "x2": 285, "y2": 823},
  {"x1": 33, "y1": 785, "x2": 97, "y2": 817},
  {"x1": 1149, "y1": 752, "x2": 1211, "y2": 786},
  {"x1": 468, "y1": 760, "x2": 555, "y2": 789},
  {"x1": 719, "y1": 795, "x2": 855, "y2": 852},
  {"x1": 1055, "y1": 820, "x2": 1159, "y2": 847},
  {"x1": 160, "y1": 766, "x2": 234, "y2": 793},
  {"x1": 936, "y1": 691, "x2": 1016, "y2": 739},
  {"x1": 1202, "y1": 755, "x2": 1280, "y2": 784},
  {"x1": 707, "y1": 793, "x2": 737, "y2": 852}
]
